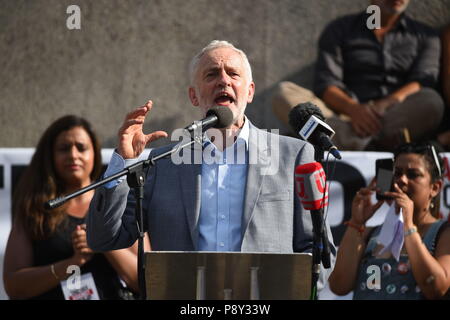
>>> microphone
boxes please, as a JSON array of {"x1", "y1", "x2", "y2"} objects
[
  {"x1": 288, "y1": 102, "x2": 341, "y2": 160},
  {"x1": 295, "y1": 162, "x2": 328, "y2": 211},
  {"x1": 184, "y1": 106, "x2": 234, "y2": 133},
  {"x1": 295, "y1": 161, "x2": 331, "y2": 269}
]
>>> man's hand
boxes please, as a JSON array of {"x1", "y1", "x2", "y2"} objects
[
  {"x1": 118, "y1": 100, "x2": 168, "y2": 159},
  {"x1": 348, "y1": 104, "x2": 383, "y2": 138},
  {"x1": 369, "y1": 96, "x2": 399, "y2": 117}
]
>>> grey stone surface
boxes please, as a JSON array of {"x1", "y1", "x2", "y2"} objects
[{"x1": 1, "y1": 0, "x2": 449, "y2": 147}]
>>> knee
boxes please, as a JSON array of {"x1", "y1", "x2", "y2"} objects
[
  {"x1": 410, "y1": 88, "x2": 445, "y2": 116},
  {"x1": 272, "y1": 81, "x2": 298, "y2": 101},
  {"x1": 271, "y1": 81, "x2": 303, "y2": 126}
]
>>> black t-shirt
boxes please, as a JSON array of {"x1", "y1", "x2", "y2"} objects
[{"x1": 31, "y1": 214, "x2": 135, "y2": 300}]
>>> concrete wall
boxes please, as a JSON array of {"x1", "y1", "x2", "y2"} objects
[{"x1": 1, "y1": 0, "x2": 449, "y2": 148}]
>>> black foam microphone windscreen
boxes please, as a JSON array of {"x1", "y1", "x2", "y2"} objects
[
  {"x1": 288, "y1": 102, "x2": 325, "y2": 136},
  {"x1": 206, "y1": 106, "x2": 234, "y2": 129}
]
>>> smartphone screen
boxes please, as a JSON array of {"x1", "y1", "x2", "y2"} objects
[{"x1": 376, "y1": 158, "x2": 394, "y2": 200}]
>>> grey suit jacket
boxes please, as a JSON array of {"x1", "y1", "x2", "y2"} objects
[{"x1": 87, "y1": 122, "x2": 335, "y2": 285}]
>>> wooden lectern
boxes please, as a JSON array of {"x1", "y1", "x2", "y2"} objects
[{"x1": 145, "y1": 251, "x2": 311, "y2": 300}]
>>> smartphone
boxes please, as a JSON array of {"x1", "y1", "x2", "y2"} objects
[{"x1": 375, "y1": 158, "x2": 394, "y2": 200}]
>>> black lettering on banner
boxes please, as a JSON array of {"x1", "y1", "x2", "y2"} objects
[
  {"x1": 328, "y1": 162, "x2": 366, "y2": 246},
  {"x1": 444, "y1": 185, "x2": 450, "y2": 210},
  {"x1": 0, "y1": 165, "x2": 3, "y2": 189}
]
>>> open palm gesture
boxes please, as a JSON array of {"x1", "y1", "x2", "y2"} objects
[{"x1": 118, "y1": 101, "x2": 168, "y2": 159}]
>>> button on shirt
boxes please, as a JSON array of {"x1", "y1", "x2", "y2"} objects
[
  {"x1": 313, "y1": 12, "x2": 440, "y2": 103},
  {"x1": 198, "y1": 118, "x2": 249, "y2": 252}
]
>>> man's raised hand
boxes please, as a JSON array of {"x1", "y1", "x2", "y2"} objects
[{"x1": 118, "y1": 101, "x2": 168, "y2": 159}]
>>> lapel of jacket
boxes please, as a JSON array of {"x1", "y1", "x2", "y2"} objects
[
  {"x1": 177, "y1": 143, "x2": 202, "y2": 250},
  {"x1": 242, "y1": 123, "x2": 270, "y2": 237}
]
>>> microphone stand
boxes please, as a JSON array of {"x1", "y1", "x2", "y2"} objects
[
  {"x1": 46, "y1": 136, "x2": 202, "y2": 300},
  {"x1": 309, "y1": 146, "x2": 332, "y2": 300}
]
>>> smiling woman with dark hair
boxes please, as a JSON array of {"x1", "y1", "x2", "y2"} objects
[{"x1": 3, "y1": 115, "x2": 150, "y2": 300}]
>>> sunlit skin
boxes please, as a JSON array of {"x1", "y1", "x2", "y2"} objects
[
  {"x1": 117, "y1": 101, "x2": 168, "y2": 159},
  {"x1": 53, "y1": 126, "x2": 95, "y2": 193},
  {"x1": 188, "y1": 47, "x2": 255, "y2": 150}
]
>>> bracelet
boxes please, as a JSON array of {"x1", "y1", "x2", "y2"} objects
[
  {"x1": 404, "y1": 226, "x2": 418, "y2": 237},
  {"x1": 50, "y1": 264, "x2": 59, "y2": 280},
  {"x1": 344, "y1": 221, "x2": 366, "y2": 235},
  {"x1": 426, "y1": 275, "x2": 435, "y2": 284}
]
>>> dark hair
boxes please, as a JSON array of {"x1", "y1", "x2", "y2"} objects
[
  {"x1": 393, "y1": 142, "x2": 444, "y2": 218},
  {"x1": 12, "y1": 115, "x2": 102, "y2": 240}
]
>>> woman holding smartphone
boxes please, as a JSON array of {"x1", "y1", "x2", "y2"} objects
[{"x1": 329, "y1": 142, "x2": 450, "y2": 299}]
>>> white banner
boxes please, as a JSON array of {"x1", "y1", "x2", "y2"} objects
[{"x1": 0, "y1": 149, "x2": 449, "y2": 300}]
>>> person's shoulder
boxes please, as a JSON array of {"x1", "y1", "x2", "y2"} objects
[
  {"x1": 251, "y1": 124, "x2": 312, "y2": 153},
  {"x1": 319, "y1": 11, "x2": 365, "y2": 42},
  {"x1": 403, "y1": 15, "x2": 438, "y2": 36},
  {"x1": 249, "y1": 123, "x2": 298, "y2": 143},
  {"x1": 277, "y1": 133, "x2": 307, "y2": 147}
]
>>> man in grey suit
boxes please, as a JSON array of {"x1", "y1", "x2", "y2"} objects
[{"x1": 87, "y1": 40, "x2": 335, "y2": 291}]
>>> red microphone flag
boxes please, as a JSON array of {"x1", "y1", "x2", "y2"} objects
[{"x1": 295, "y1": 162, "x2": 329, "y2": 210}]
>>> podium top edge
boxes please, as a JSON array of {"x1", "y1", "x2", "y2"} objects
[{"x1": 145, "y1": 251, "x2": 312, "y2": 256}]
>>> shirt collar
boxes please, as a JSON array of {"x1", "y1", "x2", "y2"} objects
[
  {"x1": 236, "y1": 115, "x2": 250, "y2": 148},
  {"x1": 203, "y1": 116, "x2": 249, "y2": 151}
]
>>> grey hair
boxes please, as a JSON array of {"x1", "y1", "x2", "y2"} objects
[{"x1": 188, "y1": 40, "x2": 253, "y2": 86}]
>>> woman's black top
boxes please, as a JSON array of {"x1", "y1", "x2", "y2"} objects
[{"x1": 31, "y1": 214, "x2": 135, "y2": 300}]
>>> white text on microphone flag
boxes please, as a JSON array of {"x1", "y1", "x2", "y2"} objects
[{"x1": 295, "y1": 162, "x2": 329, "y2": 210}]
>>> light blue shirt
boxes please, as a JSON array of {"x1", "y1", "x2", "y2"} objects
[
  {"x1": 102, "y1": 118, "x2": 250, "y2": 252},
  {"x1": 198, "y1": 118, "x2": 249, "y2": 251}
]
